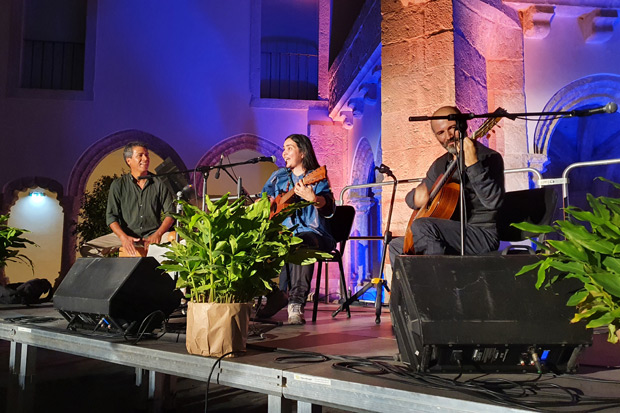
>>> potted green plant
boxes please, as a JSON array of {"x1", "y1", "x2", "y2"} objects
[
  {"x1": 514, "y1": 178, "x2": 620, "y2": 344},
  {"x1": 159, "y1": 194, "x2": 330, "y2": 357},
  {"x1": 0, "y1": 214, "x2": 36, "y2": 282}
]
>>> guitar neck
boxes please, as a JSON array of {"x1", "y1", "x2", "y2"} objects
[{"x1": 277, "y1": 166, "x2": 327, "y2": 204}]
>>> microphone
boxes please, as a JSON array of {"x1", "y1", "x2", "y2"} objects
[
  {"x1": 214, "y1": 154, "x2": 224, "y2": 179},
  {"x1": 375, "y1": 164, "x2": 392, "y2": 174},
  {"x1": 570, "y1": 102, "x2": 617, "y2": 117},
  {"x1": 245, "y1": 155, "x2": 276, "y2": 164},
  {"x1": 375, "y1": 163, "x2": 396, "y2": 179}
]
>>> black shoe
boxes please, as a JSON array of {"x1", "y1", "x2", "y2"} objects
[{"x1": 256, "y1": 289, "x2": 289, "y2": 318}]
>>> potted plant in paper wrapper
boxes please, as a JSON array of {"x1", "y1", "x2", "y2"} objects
[
  {"x1": 513, "y1": 178, "x2": 620, "y2": 344},
  {"x1": 159, "y1": 194, "x2": 330, "y2": 357}
]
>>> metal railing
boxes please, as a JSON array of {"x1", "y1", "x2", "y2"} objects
[{"x1": 340, "y1": 167, "x2": 544, "y2": 241}]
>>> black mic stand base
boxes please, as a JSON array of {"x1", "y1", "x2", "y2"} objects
[{"x1": 332, "y1": 277, "x2": 390, "y2": 324}]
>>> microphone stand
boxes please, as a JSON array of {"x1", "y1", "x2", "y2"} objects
[{"x1": 333, "y1": 164, "x2": 396, "y2": 324}]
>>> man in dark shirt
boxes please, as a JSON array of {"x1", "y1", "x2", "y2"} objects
[
  {"x1": 388, "y1": 106, "x2": 504, "y2": 262},
  {"x1": 80, "y1": 142, "x2": 175, "y2": 258}
]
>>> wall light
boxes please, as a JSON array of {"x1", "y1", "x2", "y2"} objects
[{"x1": 29, "y1": 190, "x2": 46, "y2": 205}]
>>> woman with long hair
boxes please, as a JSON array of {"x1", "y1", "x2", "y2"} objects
[{"x1": 259, "y1": 134, "x2": 335, "y2": 324}]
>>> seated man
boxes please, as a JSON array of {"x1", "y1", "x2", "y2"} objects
[
  {"x1": 389, "y1": 106, "x2": 505, "y2": 262},
  {"x1": 80, "y1": 141, "x2": 175, "y2": 261}
]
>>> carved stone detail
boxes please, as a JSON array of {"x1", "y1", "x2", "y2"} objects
[
  {"x1": 579, "y1": 8, "x2": 619, "y2": 43},
  {"x1": 518, "y1": 5, "x2": 555, "y2": 39}
]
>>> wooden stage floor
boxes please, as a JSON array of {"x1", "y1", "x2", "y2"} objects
[{"x1": 0, "y1": 302, "x2": 619, "y2": 412}]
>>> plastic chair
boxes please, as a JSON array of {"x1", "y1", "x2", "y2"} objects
[
  {"x1": 312, "y1": 205, "x2": 356, "y2": 322},
  {"x1": 496, "y1": 186, "x2": 558, "y2": 254}
]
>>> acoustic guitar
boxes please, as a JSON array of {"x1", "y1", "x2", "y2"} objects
[
  {"x1": 269, "y1": 166, "x2": 327, "y2": 218},
  {"x1": 402, "y1": 110, "x2": 505, "y2": 254}
]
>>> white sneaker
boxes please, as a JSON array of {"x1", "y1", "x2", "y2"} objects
[{"x1": 287, "y1": 303, "x2": 305, "y2": 325}]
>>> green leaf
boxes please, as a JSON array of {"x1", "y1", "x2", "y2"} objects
[
  {"x1": 515, "y1": 261, "x2": 543, "y2": 276},
  {"x1": 586, "y1": 312, "x2": 616, "y2": 328},
  {"x1": 566, "y1": 290, "x2": 589, "y2": 306},
  {"x1": 511, "y1": 222, "x2": 555, "y2": 234},
  {"x1": 602, "y1": 256, "x2": 620, "y2": 274},
  {"x1": 547, "y1": 240, "x2": 589, "y2": 261},
  {"x1": 589, "y1": 272, "x2": 620, "y2": 298}
]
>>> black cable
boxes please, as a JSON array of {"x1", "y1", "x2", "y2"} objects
[
  {"x1": 205, "y1": 350, "x2": 244, "y2": 412},
  {"x1": 124, "y1": 310, "x2": 168, "y2": 344}
]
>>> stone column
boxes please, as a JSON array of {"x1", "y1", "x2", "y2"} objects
[
  {"x1": 381, "y1": 0, "x2": 456, "y2": 233},
  {"x1": 348, "y1": 195, "x2": 376, "y2": 290}
]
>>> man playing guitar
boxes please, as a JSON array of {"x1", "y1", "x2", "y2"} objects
[{"x1": 388, "y1": 106, "x2": 505, "y2": 263}]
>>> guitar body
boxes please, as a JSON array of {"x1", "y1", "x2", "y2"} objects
[
  {"x1": 269, "y1": 166, "x2": 327, "y2": 219},
  {"x1": 402, "y1": 181, "x2": 460, "y2": 254}
]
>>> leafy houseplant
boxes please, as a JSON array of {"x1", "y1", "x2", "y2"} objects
[
  {"x1": 74, "y1": 174, "x2": 118, "y2": 253},
  {"x1": 160, "y1": 194, "x2": 330, "y2": 356},
  {"x1": 514, "y1": 178, "x2": 620, "y2": 344},
  {"x1": 0, "y1": 214, "x2": 36, "y2": 279}
]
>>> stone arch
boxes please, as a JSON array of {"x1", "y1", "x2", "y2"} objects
[
  {"x1": 195, "y1": 133, "x2": 285, "y2": 169},
  {"x1": 193, "y1": 133, "x2": 284, "y2": 194},
  {"x1": 1, "y1": 176, "x2": 65, "y2": 285},
  {"x1": 1, "y1": 176, "x2": 64, "y2": 215},
  {"x1": 534, "y1": 74, "x2": 620, "y2": 155},
  {"x1": 67, "y1": 129, "x2": 187, "y2": 197},
  {"x1": 350, "y1": 137, "x2": 376, "y2": 187}
]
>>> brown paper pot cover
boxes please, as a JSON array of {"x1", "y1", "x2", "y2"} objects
[{"x1": 186, "y1": 301, "x2": 251, "y2": 357}]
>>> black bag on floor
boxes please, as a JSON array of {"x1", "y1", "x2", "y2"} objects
[{"x1": 0, "y1": 278, "x2": 52, "y2": 305}]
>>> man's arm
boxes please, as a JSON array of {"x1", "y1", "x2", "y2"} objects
[
  {"x1": 106, "y1": 178, "x2": 141, "y2": 256},
  {"x1": 466, "y1": 147, "x2": 504, "y2": 211}
]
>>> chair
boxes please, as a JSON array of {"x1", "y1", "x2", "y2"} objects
[
  {"x1": 311, "y1": 205, "x2": 356, "y2": 322},
  {"x1": 496, "y1": 186, "x2": 558, "y2": 254}
]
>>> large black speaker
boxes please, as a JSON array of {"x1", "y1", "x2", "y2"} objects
[
  {"x1": 390, "y1": 255, "x2": 592, "y2": 373},
  {"x1": 54, "y1": 257, "x2": 180, "y2": 333}
]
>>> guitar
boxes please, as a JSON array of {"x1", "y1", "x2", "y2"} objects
[
  {"x1": 402, "y1": 109, "x2": 505, "y2": 254},
  {"x1": 269, "y1": 166, "x2": 328, "y2": 218}
]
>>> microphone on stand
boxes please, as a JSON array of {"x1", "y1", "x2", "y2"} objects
[
  {"x1": 214, "y1": 154, "x2": 224, "y2": 179},
  {"x1": 570, "y1": 102, "x2": 617, "y2": 117},
  {"x1": 375, "y1": 163, "x2": 395, "y2": 178},
  {"x1": 245, "y1": 155, "x2": 277, "y2": 164}
]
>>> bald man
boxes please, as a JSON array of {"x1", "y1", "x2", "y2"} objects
[{"x1": 389, "y1": 106, "x2": 505, "y2": 261}]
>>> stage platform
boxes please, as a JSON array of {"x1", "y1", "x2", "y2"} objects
[{"x1": 0, "y1": 303, "x2": 619, "y2": 412}]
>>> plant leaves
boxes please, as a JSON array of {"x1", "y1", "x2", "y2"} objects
[
  {"x1": 566, "y1": 290, "x2": 589, "y2": 306},
  {"x1": 589, "y1": 272, "x2": 620, "y2": 298}
]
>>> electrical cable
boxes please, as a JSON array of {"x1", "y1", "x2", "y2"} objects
[
  {"x1": 205, "y1": 350, "x2": 244, "y2": 412},
  {"x1": 244, "y1": 346, "x2": 620, "y2": 412}
]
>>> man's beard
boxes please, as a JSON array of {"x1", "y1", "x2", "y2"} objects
[{"x1": 446, "y1": 143, "x2": 458, "y2": 155}]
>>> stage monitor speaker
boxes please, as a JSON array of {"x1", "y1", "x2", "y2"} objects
[
  {"x1": 54, "y1": 257, "x2": 180, "y2": 332},
  {"x1": 390, "y1": 255, "x2": 592, "y2": 373}
]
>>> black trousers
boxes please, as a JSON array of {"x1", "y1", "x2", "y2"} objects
[
  {"x1": 280, "y1": 231, "x2": 335, "y2": 306},
  {"x1": 388, "y1": 217, "x2": 499, "y2": 265}
]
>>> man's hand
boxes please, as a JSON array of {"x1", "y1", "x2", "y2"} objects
[
  {"x1": 143, "y1": 232, "x2": 163, "y2": 251},
  {"x1": 414, "y1": 183, "x2": 430, "y2": 209},
  {"x1": 462, "y1": 137, "x2": 478, "y2": 167},
  {"x1": 120, "y1": 234, "x2": 142, "y2": 256}
]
